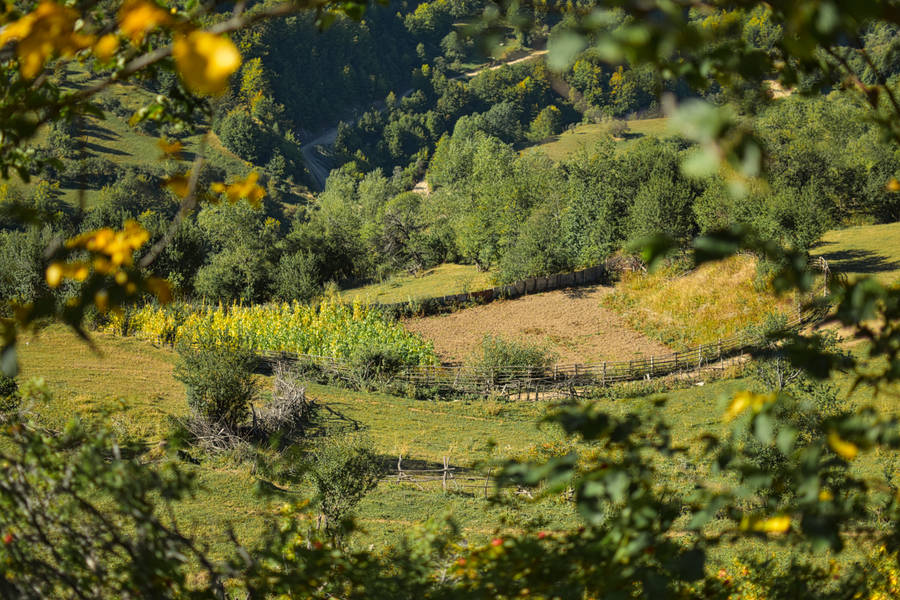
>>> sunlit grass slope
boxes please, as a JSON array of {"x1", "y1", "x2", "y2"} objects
[
  {"x1": 339, "y1": 263, "x2": 495, "y2": 304},
  {"x1": 16, "y1": 325, "x2": 575, "y2": 553},
  {"x1": 532, "y1": 117, "x2": 670, "y2": 161},
  {"x1": 812, "y1": 222, "x2": 900, "y2": 284},
  {"x1": 602, "y1": 254, "x2": 797, "y2": 350},
  {"x1": 8, "y1": 64, "x2": 251, "y2": 209}
]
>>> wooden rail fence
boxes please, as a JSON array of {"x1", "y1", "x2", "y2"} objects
[{"x1": 261, "y1": 308, "x2": 825, "y2": 397}]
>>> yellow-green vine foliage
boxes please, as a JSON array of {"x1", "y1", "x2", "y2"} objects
[{"x1": 108, "y1": 298, "x2": 438, "y2": 365}]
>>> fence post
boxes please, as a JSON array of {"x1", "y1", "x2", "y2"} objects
[
  {"x1": 697, "y1": 344, "x2": 703, "y2": 368},
  {"x1": 397, "y1": 455, "x2": 402, "y2": 483},
  {"x1": 602, "y1": 362, "x2": 607, "y2": 387},
  {"x1": 649, "y1": 356, "x2": 654, "y2": 378},
  {"x1": 442, "y1": 456, "x2": 448, "y2": 492},
  {"x1": 484, "y1": 468, "x2": 492, "y2": 498}
]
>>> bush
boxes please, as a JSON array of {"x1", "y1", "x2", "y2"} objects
[
  {"x1": 0, "y1": 372, "x2": 19, "y2": 413},
  {"x1": 347, "y1": 343, "x2": 406, "y2": 388},
  {"x1": 307, "y1": 433, "x2": 381, "y2": 537},
  {"x1": 215, "y1": 108, "x2": 273, "y2": 165},
  {"x1": 468, "y1": 335, "x2": 557, "y2": 384},
  {"x1": 174, "y1": 342, "x2": 258, "y2": 429}
]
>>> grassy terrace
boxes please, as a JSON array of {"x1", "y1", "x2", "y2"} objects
[
  {"x1": 339, "y1": 263, "x2": 495, "y2": 304},
  {"x1": 530, "y1": 117, "x2": 670, "y2": 161},
  {"x1": 6, "y1": 64, "x2": 253, "y2": 209},
  {"x1": 812, "y1": 221, "x2": 900, "y2": 284}
]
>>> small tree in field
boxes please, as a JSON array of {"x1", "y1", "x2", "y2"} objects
[
  {"x1": 174, "y1": 342, "x2": 258, "y2": 429},
  {"x1": 308, "y1": 434, "x2": 381, "y2": 538}
]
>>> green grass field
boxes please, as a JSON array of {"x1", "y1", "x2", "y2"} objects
[
  {"x1": 16, "y1": 321, "x2": 895, "y2": 572},
  {"x1": 531, "y1": 117, "x2": 671, "y2": 162},
  {"x1": 7, "y1": 64, "x2": 252, "y2": 209},
  {"x1": 17, "y1": 325, "x2": 575, "y2": 553},
  {"x1": 812, "y1": 222, "x2": 900, "y2": 284},
  {"x1": 339, "y1": 263, "x2": 495, "y2": 304}
]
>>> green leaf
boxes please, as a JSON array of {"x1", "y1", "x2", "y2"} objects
[
  {"x1": 1, "y1": 344, "x2": 17, "y2": 377},
  {"x1": 548, "y1": 31, "x2": 587, "y2": 72},
  {"x1": 754, "y1": 413, "x2": 775, "y2": 445}
]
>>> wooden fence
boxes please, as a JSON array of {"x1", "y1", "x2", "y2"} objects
[
  {"x1": 261, "y1": 308, "x2": 825, "y2": 397},
  {"x1": 375, "y1": 264, "x2": 608, "y2": 317},
  {"x1": 391, "y1": 456, "x2": 497, "y2": 495}
]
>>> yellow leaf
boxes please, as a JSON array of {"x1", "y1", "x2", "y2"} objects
[
  {"x1": 157, "y1": 138, "x2": 183, "y2": 160},
  {"x1": 165, "y1": 173, "x2": 191, "y2": 198},
  {"x1": 828, "y1": 431, "x2": 859, "y2": 461},
  {"x1": 145, "y1": 277, "x2": 172, "y2": 304},
  {"x1": 210, "y1": 172, "x2": 265, "y2": 207},
  {"x1": 118, "y1": 0, "x2": 171, "y2": 44},
  {"x1": 740, "y1": 514, "x2": 790, "y2": 534},
  {"x1": 0, "y1": 2, "x2": 94, "y2": 79},
  {"x1": 724, "y1": 390, "x2": 774, "y2": 421},
  {"x1": 93, "y1": 34, "x2": 119, "y2": 61},
  {"x1": 45, "y1": 262, "x2": 63, "y2": 288},
  {"x1": 172, "y1": 31, "x2": 241, "y2": 96},
  {"x1": 888, "y1": 178, "x2": 900, "y2": 192}
]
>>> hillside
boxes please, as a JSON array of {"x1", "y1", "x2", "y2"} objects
[
  {"x1": 602, "y1": 255, "x2": 798, "y2": 349},
  {"x1": 339, "y1": 263, "x2": 494, "y2": 304},
  {"x1": 528, "y1": 116, "x2": 671, "y2": 161},
  {"x1": 812, "y1": 222, "x2": 900, "y2": 284}
]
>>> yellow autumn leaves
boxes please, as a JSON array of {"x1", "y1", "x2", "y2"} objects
[
  {"x1": 0, "y1": 2, "x2": 93, "y2": 79},
  {"x1": 173, "y1": 31, "x2": 241, "y2": 95},
  {"x1": 166, "y1": 171, "x2": 266, "y2": 207},
  {"x1": 45, "y1": 220, "x2": 171, "y2": 309},
  {"x1": 45, "y1": 220, "x2": 148, "y2": 289},
  {"x1": 0, "y1": 0, "x2": 241, "y2": 96}
]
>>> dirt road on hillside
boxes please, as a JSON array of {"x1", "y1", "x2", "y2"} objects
[{"x1": 404, "y1": 285, "x2": 672, "y2": 364}]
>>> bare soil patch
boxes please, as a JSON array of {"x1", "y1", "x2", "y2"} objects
[{"x1": 403, "y1": 285, "x2": 673, "y2": 364}]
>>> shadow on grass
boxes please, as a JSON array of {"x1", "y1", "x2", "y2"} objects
[
  {"x1": 84, "y1": 142, "x2": 130, "y2": 156},
  {"x1": 815, "y1": 246, "x2": 900, "y2": 275},
  {"x1": 82, "y1": 122, "x2": 120, "y2": 142}
]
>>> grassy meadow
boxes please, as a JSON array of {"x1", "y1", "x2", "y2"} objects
[
  {"x1": 339, "y1": 263, "x2": 495, "y2": 304},
  {"x1": 6, "y1": 64, "x2": 253, "y2": 209},
  {"x1": 812, "y1": 221, "x2": 900, "y2": 284},
  {"x1": 601, "y1": 254, "x2": 798, "y2": 349},
  {"x1": 18, "y1": 325, "x2": 577, "y2": 554},
  {"x1": 19, "y1": 321, "x2": 894, "y2": 572},
  {"x1": 531, "y1": 117, "x2": 670, "y2": 161}
]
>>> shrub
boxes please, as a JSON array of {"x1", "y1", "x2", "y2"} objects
[
  {"x1": 307, "y1": 434, "x2": 381, "y2": 537},
  {"x1": 0, "y1": 372, "x2": 18, "y2": 413},
  {"x1": 174, "y1": 342, "x2": 258, "y2": 429},
  {"x1": 468, "y1": 335, "x2": 557, "y2": 384},
  {"x1": 215, "y1": 108, "x2": 273, "y2": 165},
  {"x1": 347, "y1": 343, "x2": 406, "y2": 388}
]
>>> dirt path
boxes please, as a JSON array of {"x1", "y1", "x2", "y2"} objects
[
  {"x1": 403, "y1": 285, "x2": 672, "y2": 364},
  {"x1": 462, "y1": 49, "x2": 547, "y2": 77}
]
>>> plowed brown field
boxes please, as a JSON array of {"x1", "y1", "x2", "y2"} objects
[{"x1": 403, "y1": 285, "x2": 672, "y2": 364}]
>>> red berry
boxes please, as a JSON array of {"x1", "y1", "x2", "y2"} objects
[
  {"x1": 537, "y1": 531, "x2": 547, "y2": 539},
  {"x1": 2, "y1": 533, "x2": 12, "y2": 545},
  {"x1": 312, "y1": 541, "x2": 323, "y2": 550},
  {"x1": 491, "y1": 538, "x2": 503, "y2": 547}
]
